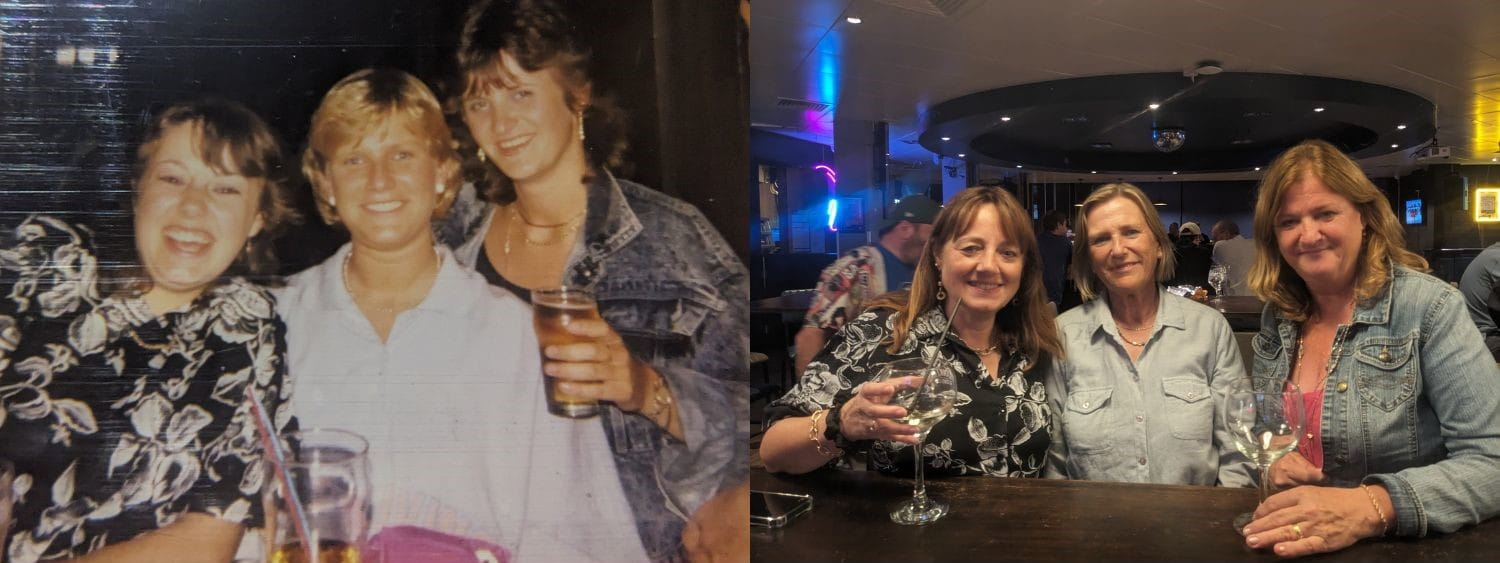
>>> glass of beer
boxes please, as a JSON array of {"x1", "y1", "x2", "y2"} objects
[
  {"x1": 531, "y1": 286, "x2": 604, "y2": 418},
  {"x1": 266, "y1": 429, "x2": 372, "y2": 563}
]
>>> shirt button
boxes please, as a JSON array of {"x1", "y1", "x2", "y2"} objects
[
  {"x1": 1138, "y1": 457, "x2": 1147, "y2": 465},
  {"x1": 1336, "y1": 382, "x2": 1349, "y2": 392},
  {"x1": 1186, "y1": 392, "x2": 1197, "y2": 399},
  {"x1": 1083, "y1": 401, "x2": 1091, "y2": 409},
  {"x1": 1135, "y1": 415, "x2": 1145, "y2": 423}
]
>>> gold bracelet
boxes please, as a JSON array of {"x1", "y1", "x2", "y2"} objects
[
  {"x1": 1360, "y1": 484, "x2": 1390, "y2": 536},
  {"x1": 639, "y1": 375, "x2": 675, "y2": 427},
  {"x1": 808, "y1": 409, "x2": 842, "y2": 458}
]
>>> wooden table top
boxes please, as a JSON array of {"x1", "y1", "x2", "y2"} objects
[{"x1": 751, "y1": 468, "x2": 1500, "y2": 561}]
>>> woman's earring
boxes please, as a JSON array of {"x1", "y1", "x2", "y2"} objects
[
  {"x1": 328, "y1": 195, "x2": 336, "y2": 207},
  {"x1": 435, "y1": 182, "x2": 445, "y2": 194},
  {"x1": 935, "y1": 280, "x2": 947, "y2": 301},
  {"x1": 477, "y1": 148, "x2": 486, "y2": 163},
  {"x1": 577, "y1": 112, "x2": 586, "y2": 142}
]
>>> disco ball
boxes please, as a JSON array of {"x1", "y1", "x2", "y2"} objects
[{"x1": 1152, "y1": 127, "x2": 1186, "y2": 153}]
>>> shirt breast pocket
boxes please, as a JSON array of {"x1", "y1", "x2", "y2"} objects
[
  {"x1": 1251, "y1": 333, "x2": 1283, "y2": 379},
  {"x1": 1354, "y1": 335, "x2": 1417, "y2": 412},
  {"x1": 597, "y1": 279, "x2": 724, "y2": 362},
  {"x1": 1161, "y1": 377, "x2": 1213, "y2": 441},
  {"x1": 1064, "y1": 387, "x2": 1116, "y2": 454}
]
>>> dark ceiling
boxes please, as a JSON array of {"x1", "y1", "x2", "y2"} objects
[{"x1": 918, "y1": 72, "x2": 1436, "y2": 173}]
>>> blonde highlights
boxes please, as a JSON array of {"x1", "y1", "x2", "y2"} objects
[{"x1": 1070, "y1": 183, "x2": 1176, "y2": 301}]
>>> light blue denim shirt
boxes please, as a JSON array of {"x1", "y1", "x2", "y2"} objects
[
  {"x1": 1251, "y1": 265, "x2": 1500, "y2": 537},
  {"x1": 1046, "y1": 286, "x2": 1255, "y2": 486}
]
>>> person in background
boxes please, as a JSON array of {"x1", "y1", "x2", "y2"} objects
[
  {"x1": 0, "y1": 99, "x2": 295, "y2": 562},
  {"x1": 1169, "y1": 221, "x2": 1213, "y2": 290},
  {"x1": 1458, "y1": 242, "x2": 1500, "y2": 361},
  {"x1": 761, "y1": 186, "x2": 1062, "y2": 478},
  {"x1": 794, "y1": 194, "x2": 941, "y2": 375},
  {"x1": 1210, "y1": 219, "x2": 1255, "y2": 296},
  {"x1": 438, "y1": 1, "x2": 747, "y2": 558},
  {"x1": 1241, "y1": 139, "x2": 1500, "y2": 557},
  {"x1": 1045, "y1": 183, "x2": 1252, "y2": 487},
  {"x1": 1037, "y1": 209, "x2": 1072, "y2": 309},
  {"x1": 1167, "y1": 221, "x2": 1180, "y2": 245}
]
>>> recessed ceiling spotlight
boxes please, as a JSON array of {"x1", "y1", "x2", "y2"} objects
[
  {"x1": 958, "y1": 153, "x2": 966, "y2": 158},
  {"x1": 846, "y1": 16, "x2": 862, "y2": 24},
  {"x1": 1314, "y1": 107, "x2": 1326, "y2": 112},
  {"x1": 1254, "y1": 167, "x2": 1261, "y2": 171},
  {"x1": 1391, "y1": 143, "x2": 1399, "y2": 148},
  {"x1": 1397, "y1": 124, "x2": 1407, "y2": 130},
  {"x1": 1171, "y1": 171, "x2": 1179, "y2": 175},
  {"x1": 1017, "y1": 165, "x2": 1023, "y2": 168},
  {"x1": 941, "y1": 136, "x2": 951, "y2": 141},
  {"x1": 1000, "y1": 116, "x2": 1012, "y2": 122},
  {"x1": 1148, "y1": 103, "x2": 1161, "y2": 110},
  {"x1": 1090, "y1": 171, "x2": 1098, "y2": 174}
]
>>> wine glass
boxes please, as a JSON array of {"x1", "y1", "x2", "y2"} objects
[
  {"x1": 875, "y1": 357, "x2": 958, "y2": 525},
  {"x1": 1208, "y1": 263, "x2": 1228, "y2": 299},
  {"x1": 1224, "y1": 378, "x2": 1305, "y2": 530}
]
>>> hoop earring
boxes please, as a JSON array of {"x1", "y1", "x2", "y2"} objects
[
  {"x1": 935, "y1": 280, "x2": 947, "y2": 301},
  {"x1": 477, "y1": 148, "x2": 486, "y2": 163},
  {"x1": 577, "y1": 112, "x2": 586, "y2": 142}
]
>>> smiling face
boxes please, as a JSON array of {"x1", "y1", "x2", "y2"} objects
[
  {"x1": 935, "y1": 204, "x2": 1024, "y2": 316},
  {"x1": 325, "y1": 116, "x2": 449, "y2": 253},
  {"x1": 1085, "y1": 196, "x2": 1163, "y2": 297},
  {"x1": 461, "y1": 52, "x2": 589, "y2": 191},
  {"x1": 1274, "y1": 171, "x2": 1365, "y2": 292},
  {"x1": 134, "y1": 122, "x2": 265, "y2": 309}
]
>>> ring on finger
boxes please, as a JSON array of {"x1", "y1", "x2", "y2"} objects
[
  {"x1": 866, "y1": 421, "x2": 877, "y2": 433},
  {"x1": 1291, "y1": 523, "x2": 1303, "y2": 540}
]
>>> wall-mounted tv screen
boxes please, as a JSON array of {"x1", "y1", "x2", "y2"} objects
[{"x1": 1404, "y1": 199, "x2": 1424, "y2": 225}]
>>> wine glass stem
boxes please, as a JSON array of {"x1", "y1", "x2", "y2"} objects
[
  {"x1": 1257, "y1": 463, "x2": 1273, "y2": 504},
  {"x1": 912, "y1": 433, "x2": 927, "y2": 507}
]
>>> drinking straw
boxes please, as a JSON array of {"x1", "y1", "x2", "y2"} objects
[
  {"x1": 929, "y1": 296, "x2": 963, "y2": 366},
  {"x1": 245, "y1": 386, "x2": 317, "y2": 563}
]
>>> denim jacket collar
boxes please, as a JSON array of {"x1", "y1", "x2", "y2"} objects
[
  {"x1": 564, "y1": 169, "x2": 642, "y2": 289},
  {"x1": 1086, "y1": 285, "x2": 1186, "y2": 340},
  {"x1": 1270, "y1": 261, "x2": 1397, "y2": 342}
]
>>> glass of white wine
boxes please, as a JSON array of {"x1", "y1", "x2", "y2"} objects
[
  {"x1": 1225, "y1": 378, "x2": 1305, "y2": 529},
  {"x1": 1208, "y1": 263, "x2": 1228, "y2": 299},
  {"x1": 876, "y1": 357, "x2": 958, "y2": 525}
]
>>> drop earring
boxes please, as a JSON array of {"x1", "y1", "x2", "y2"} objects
[
  {"x1": 477, "y1": 148, "x2": 486, "y2": 163},
  {"x1": 935, "y1": 280, "x2": 947, "y2": 301},
  {"x1": 328, "y1": 195, "x2": 336, "y2": 206},
  {"x1": 577, "y1": 111, "x2": 586, "y2": 142},
  {"x1": 435, "y1": 182, "x2": 444, "y2": 194}
]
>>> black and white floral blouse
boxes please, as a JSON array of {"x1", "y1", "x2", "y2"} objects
[
  {"x1": 765, "y1": 307, "x2": 1052, "y2": 477},
  {"x1": 0, "y1": 216, "x2": 290, "y2": 562}
]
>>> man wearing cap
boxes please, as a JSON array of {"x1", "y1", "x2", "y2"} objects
[
  {"x1": 793, "y1": 195, "x2": 941, "y2": 375},
  {"x1": 1168, "y1": 221, "x2": 1213, "y2": 290}
]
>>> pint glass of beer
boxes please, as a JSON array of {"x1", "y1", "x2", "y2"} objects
[
  {"x1": 531, "y1": 286, "x2": 604, "y2": 418},
  {"x1": 266, "y1": 429, "x2": 372, "y2": 563}
]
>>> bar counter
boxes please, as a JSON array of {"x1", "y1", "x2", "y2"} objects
[{"x1": 751, "y1": 468, "x2": 1500, "y2": 561}]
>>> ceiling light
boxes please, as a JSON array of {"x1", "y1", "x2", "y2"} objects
[
  {"x1": 1493, "y1": 158, "x2": 1498, "y2": 162},
  {"x1": 1391, "y1": 143, "x2": 1399, "y2": 148},
  {"x1": 1000, "y1": 116, "x2": 1012, "y2": 122},
  {"x1": 1090, "y1": 171, "x2": 1097, "y2": 174},
  {"x1": 1254, "y1": 167, "x2": 1261, "y2": 171},
  {"x1": 958, "y1": 153, "x2": 966, "y2": 158},
  {"x1": 1397, "y1": 124, "x2": 1407, "y2": 130},
  {"x1": 941, "y1": 136, "x2": 951, "y2": 141},
  {"x1": 1314, "y1": 107, "x2": 1326, "y2": 112},
  {"x1": 1171, "y1": 171, "x2": 1179, "y2": 175},
  {"x1": 1148, "y1": 103, "x2": 1160, "y2": 110},
  {"x1": 1016, "y1": 165, "x2": 1023, "y2": 168},
  {"x1": 846, "y1": 16, "x2": 862, "y2": 24}
]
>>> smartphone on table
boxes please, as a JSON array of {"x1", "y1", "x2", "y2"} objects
[{"x1": 750, "y1": 490, "x2": 813, "y2": 528}]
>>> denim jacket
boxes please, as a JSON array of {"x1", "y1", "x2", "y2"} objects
[
  {"x1": 1251, "y1": 265, "x2": 1500, "y2": 536},
  {"x1": 1046, "y1": 287, "x2": 1255, "y2": 487},
  {"x1": 441, "y1": 171, "x2": 748, "y2": 561}
]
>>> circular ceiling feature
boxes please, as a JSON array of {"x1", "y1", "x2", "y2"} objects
[{"x1": 918, "y1": 72, "x2": 1434, "y2": 173}]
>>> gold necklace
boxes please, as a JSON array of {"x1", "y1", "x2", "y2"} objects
[
  {"x1": 342, "y1": 247, "x2": 441, "y2": 314},
  {"x1": 512, "y1": 204, "x2": 584, "y2": 247},
  {"x1": 954, "y1": 333, "x2": 1001, "y2": 356}
]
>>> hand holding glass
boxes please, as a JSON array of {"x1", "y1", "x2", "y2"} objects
[
  {"x1": 1225, "y1": 379, "x2": 1304, "y2": 530},
  {"x1": 531, "y1": 287, "x2": 604, "y2": 418},
  {"x1": 875, "y1": 358, "x2": 957, "y2": 525}
]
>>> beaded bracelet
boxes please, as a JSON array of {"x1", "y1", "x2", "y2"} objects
[
  {"x1": 808, "y1": 409, "x2": 842, "y2": 458},
  {"x1": 1360, "y1": 484, "x2": 1391, "y2": 536}
]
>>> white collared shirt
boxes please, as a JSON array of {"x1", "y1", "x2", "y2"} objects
[{"x1": 275, "y1": 243, "x2": 648, "y2": 561}]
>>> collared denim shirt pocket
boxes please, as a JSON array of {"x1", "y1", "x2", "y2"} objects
[
  {"x1": 1161, "y1": 377, "x2": 1213, "y2": 441},
  {"x1": 1065, "y1": 387, "x2": 1116, "y2": 454},
  {"x1": 1353, "y1": 333, "x2": 1417, "y2": 413},
  {"x1": 1251, "y1": 332, "x2": 1286, "y2": 382}
]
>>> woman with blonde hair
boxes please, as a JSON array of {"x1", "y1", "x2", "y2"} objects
[
  {"x1": 761, "y1": 186, "x2": 1062, "y2": 479},
  {"x1": 1044, "y1": 183, "x2": 1252, "y2": 486},
  {"x1": 1239, "y1": 139, "x2": 1500, "y2": 557},
  {"x1": 277, "y1": 67, "x2": 641, "y2": 560}
]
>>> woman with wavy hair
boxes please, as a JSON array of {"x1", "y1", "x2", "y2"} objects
[
  {"x1": 0, "y1": 99, "x2": 296, "y2": 562},
  {"x1": 761, "y1": 186, "x2": 1063, "y2": 479},
  {"x1": 1239, "y1": 139, "x2": 1500, "y2": 557},
  {"x1": 1044, "y1": 183, "x2": 1252, "y2": 486}
]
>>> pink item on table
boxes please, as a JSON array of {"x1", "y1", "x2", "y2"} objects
[{"x1": 366, "y1": 526, "x2": 511, "y2": 563}]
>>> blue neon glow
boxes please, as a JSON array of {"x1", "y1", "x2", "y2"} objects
[{"x1": 827, "y1": 199, "x2": 838, "y2": 231}]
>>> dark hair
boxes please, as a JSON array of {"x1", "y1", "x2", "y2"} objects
[
  {"x1": 1041, "y1": 209, "x2": 1068, "y2": 232},
  {"x1": 114, "y1": 99, "x2": 298, "y2": 293},
  {"x1": 446, "y1": 0, "x2": 628, "y2": 205}
]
